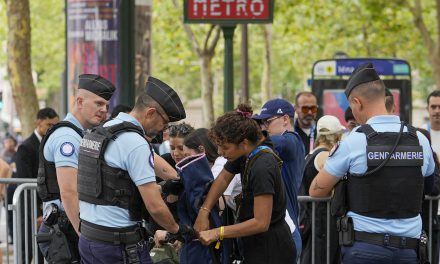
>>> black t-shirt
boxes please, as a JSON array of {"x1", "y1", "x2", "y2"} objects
[{"x1": 225, "y1": 138, "x2": 286, "y2": 225}]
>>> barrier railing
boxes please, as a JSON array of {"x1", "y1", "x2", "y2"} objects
[
  {"x1": 424, "y1": 194, "x2": 440, "y2": 262},
  {"x1": 298, "y1": 195, "x2": 440, "y2": 264},
  {"x1": 0, "y1": 178, "x2": 38, "y2": 264},
  {"x1": 1, "y1": 179, "x2": 439, "y2": 264},
  {"x1": 297, "y1": 196, "x2": 331, "y2": 264}
]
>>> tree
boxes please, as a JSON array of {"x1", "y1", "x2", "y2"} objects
[
  {"x1": 170, "y1": 0, "x2": 221, "y2": 127},
  {"x1": 5, "y1": 0, "x2": 39, "y2": 136},
  {"x1": 261, "y1": 24, "x2": 272, "y2": 102},
  {"x1": 404, "y1": 0, "x2": 440, "y2": 88}
]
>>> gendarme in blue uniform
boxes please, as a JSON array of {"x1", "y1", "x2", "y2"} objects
[
  {"x1": 325, "y1": 115, "x2": 435, "y2": 239},
  {"x1": 79, "y1": 112, "x2": 156, "y2": 227},
  {"x1": 43, "y1": 113, "x2": 84, "y2": 212}
]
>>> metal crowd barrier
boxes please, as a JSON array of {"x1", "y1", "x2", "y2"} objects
[
  {"x1": 0, "y1": 178, "x2": 39, "y2": 264},
  {"x1": 298, "y1": 195, "x2": 440, "y2": 264},
  {"x1": 297, "y1": 196, "x2": 331, "y2": 264},
  {"x1": 1, "y1": 179, "x2": 439, "y2": 264}
]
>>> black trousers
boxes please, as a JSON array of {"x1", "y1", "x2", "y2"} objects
[{"x1": 242, "y1": 221, "x2": 296, "y2": 264}]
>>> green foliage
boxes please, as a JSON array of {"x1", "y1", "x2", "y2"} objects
[
  {"x1": 0, "y1": 0, "x2": 64, "y2": 98},
  {"x1": 0, "y1": 0, "x2": 438, "y2": 109},
  {"x1": 151, "y1": 0, "x2": 439, "y2": 113},
  {"x1": 30, "y1": 0, "x2": 65, "y2": 96},
  {"x1": 151, "y1": 1, "x2": 225, "y2": 105},
  {"x1": 0, "y1": 2, "x2": 8, "y2": 67}
]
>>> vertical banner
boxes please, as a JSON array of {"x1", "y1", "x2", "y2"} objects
[
  {"x1": 67, "y1": 0, "x2": 121, "y2": 108},
  {"x1": 134, "y1": 0, "x2": 152, "y2": 97}
]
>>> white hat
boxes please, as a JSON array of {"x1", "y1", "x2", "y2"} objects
[{"x1": 317, "y1": 115, "x2": 345, "y2": 137}]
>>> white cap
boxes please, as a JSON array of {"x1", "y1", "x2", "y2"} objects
[{"x1": 317, "y1": 115, "x2": 345, "y2": 137}]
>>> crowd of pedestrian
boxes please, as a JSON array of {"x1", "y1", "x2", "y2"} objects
[{"x1": 1, "y1": 63, "x2": 440, "y2": 264}]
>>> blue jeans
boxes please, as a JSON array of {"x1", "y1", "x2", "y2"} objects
[
  {"x1": 341, "y1": 241, "x2": 418, "y2": 264},
  {"x1": 79, "y1": 235, "x2": 152, "y2": 264}
]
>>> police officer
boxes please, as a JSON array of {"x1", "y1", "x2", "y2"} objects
[
  {"x1": 37, "y1": 74, "x2": 115, "y2": 263},
  {"x1": 309, "y1": 63, "x2": 436, "y2": 264},
  {"x1": 77, "y1": 77, "x2": 191, "y2": 264}
]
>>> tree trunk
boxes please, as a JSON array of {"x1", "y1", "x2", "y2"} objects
[
  {"x1": 261, "y1": 24, "x2": 272, "y2": 102},
  {"x1": 200, "y1": 54, "x2": 215, "y2": 127},
  {"x1": 6, "y1": 0, "x2": 39, "y2": 136},
  {"x1": 431, "y1": 50, "x2": 440, "y2": 88},
  {"x1": 405, "y1": 0, "x2": 440, "y2": 89}
]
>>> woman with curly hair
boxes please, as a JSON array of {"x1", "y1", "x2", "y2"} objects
[{"x1": 195, "y1": 104, "x2": 296, "y2": 264}]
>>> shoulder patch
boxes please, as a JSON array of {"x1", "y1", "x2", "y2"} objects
[
  {"x1": 328, "y1": 141, "x2": 340, "y2": 157},
  {"x1": 60, "y1": 142, "x2": 75, "y2": 157},
  {"x1": 149, "y1": 153, "x2": 155, "y2": 168}
]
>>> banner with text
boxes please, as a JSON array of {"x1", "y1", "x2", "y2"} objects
[{"x1": 67, "y1": 0, "x2": 121, "y2": 108}]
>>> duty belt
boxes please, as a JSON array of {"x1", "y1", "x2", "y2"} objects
[
  {"x1": 355, "y1": 231, "x2": 418, "y2": 250},
  {"x1": 80, "y1": 220, "x2": 147, "y2": 245}
]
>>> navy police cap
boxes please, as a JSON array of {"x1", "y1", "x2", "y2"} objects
[
  {"x1": 345, "y1": 63, "x2": 380, "y2": 98},
  {"x1": 144, "y1": 76, "x2": 186, "y2": 122},
  {"x1": 78, "y1": 74, "x2": 115, "y2": 101}
]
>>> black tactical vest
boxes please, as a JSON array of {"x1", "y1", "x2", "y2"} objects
[
  {"x1": 77, "y1": 121, "x2": 148, "y2": 221},
  {"x1": 347, "y1": 124, "x2": 424, "y2": 218},
  {"x1": 37, "y1": 121, "x2": 84, "y2": 201}
]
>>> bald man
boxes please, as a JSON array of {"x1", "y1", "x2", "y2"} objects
[{"x1": 309, "y1": 64, "x2": 435, "y2": 264}]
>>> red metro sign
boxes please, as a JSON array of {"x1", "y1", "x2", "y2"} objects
[{"x1": 184, "y1": 0, "x2": 274, "y2": 24}]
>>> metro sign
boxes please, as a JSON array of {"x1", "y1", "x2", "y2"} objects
[{"x1": 184, "y1": 0, "x2": 274, "y2": 24}]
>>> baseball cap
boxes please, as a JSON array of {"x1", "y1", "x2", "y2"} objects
[
  {"x1": 317, "y1": 115, "x2": 345, "y2": 137},
  {"x1": 252, "y1": 98, "x2": 295, "y2": 120}
]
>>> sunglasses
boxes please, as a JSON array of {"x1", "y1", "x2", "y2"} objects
[{"x1": 300, "y1": 105, "x2": 318, "y2": 114}]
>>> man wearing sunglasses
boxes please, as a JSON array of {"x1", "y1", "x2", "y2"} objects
[
  {"x1": 253, "y1": 98, "x2": 305, "y2": 260},
  {"x1": 294, "y1": 92, "x2": 318, "y2": 155}
]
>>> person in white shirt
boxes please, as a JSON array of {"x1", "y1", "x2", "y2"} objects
[{"x1": 423, "y1": 90, "x2": 440, "y2": 156}]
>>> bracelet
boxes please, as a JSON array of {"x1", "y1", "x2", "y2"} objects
[
  {"x1": 215, "y1": 226, "x2": 224, "y2": 250},
  {"x1": 219, "y1": 226, "x2": 224, "y2": 241},
  {"x1": 200, "y1": 206, "x2": 210, "y2": 213}
]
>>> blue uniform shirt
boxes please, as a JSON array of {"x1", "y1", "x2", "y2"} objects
[
  {"x1": 271, "y1": 131, "x2": 305, "y2": 224},
  {"x1": 43, "y1": 113, "x2": 84, "y2": 212},
  {"x1": 324, "y1": 115, "x2": 435, "y2": 238},
  {"x1": 80, "y1": 112, "x2": 156, "y2": 228}
]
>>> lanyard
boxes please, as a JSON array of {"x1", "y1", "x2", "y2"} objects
[
  {"x1": 309, "y1": 124, "x2": 315, "y2": 154},
  {"x1": 247, "y1": 146, "x2": 270, "y2": 161},
  {"x1": 237, "y1": 145, "x2": 271, "y2": 217},
  {"x1": 243, "y1": 146, "x2": 271, "y2": 187}
]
